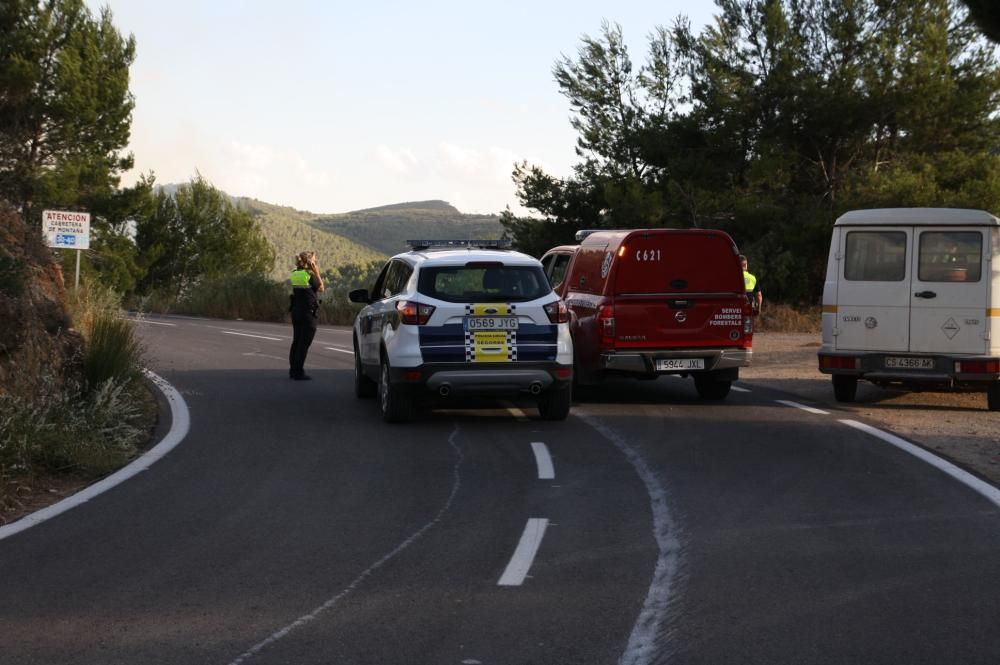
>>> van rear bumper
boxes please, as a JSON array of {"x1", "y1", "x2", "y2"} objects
[
  {"x1": 818, "y1": 352, "x2": 1000, "y2": 385},
  {"x1": 600, "y1": 348, "x2": 752, "y2": 375}
]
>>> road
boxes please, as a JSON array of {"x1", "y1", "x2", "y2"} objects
[{"x1": 2, "y1": 315, "x2": 999, "y2": 665}]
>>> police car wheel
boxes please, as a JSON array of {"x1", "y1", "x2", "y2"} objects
[
  {"x1": 832, "y1": 375, "x2": 858, "y2": 403},
  {"x1": 379, "y1": 359, "x2": 412, "y2": 423},
  {"x1": 354, "y1": 339, "x2": 376, "y2": 398},
  {"x1": 987, "y1": 381, "x2": 1000, "y2": 412},
  {"x1": 538, "y1": 385, "x2": 572, "y2": 421}
]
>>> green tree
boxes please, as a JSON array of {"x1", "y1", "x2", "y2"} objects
[
  {"x1": 0, "y1": 0, "x2": 136, "y2": 220},
  {"x1": 136, "y1": 176, "x2": 275, "y2": 296}
]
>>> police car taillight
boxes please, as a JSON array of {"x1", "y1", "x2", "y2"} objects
[
  {"x1": 544, "y1": 300, "x2": 569, "y2": 324},
  {"x1": 396, "y1": 301, "x2": 435, "y2": 325}
]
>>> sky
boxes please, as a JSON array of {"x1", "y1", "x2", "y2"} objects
[{"x1": 86, "y1": 1, "x2": 716, "y2": 215}]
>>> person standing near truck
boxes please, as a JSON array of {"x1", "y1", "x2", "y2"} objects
[
  {"x1": 289, "y1": 251, "x2": 325, "y2": 380},
  {"x1": 740, "y1": 255, "x2": 762, "y2": 314}
]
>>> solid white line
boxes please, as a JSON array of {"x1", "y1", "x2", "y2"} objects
[
  {"x1": 776, "y1": 399, "x2": 829, "y2": 415},
  {"x1": 840, "y1": 419, "x2": 1000, "y2": 510},
  {"x1": 497, "y1": 518, "x2": 550, "y2": 586},
  {"x1": 731, "y1": 386, "x2": 751, "y2": 393},
  {"x1": 324, "y1": 347, "x2": 354, "y2": 355},
  {"x1": 577, "y1": 412, "x2": 683, "y2": 665},
  {"x1": 128, "y1": 318, "x2": 176, "y2": 327},
  {"x1": 220, "y1": 330, "x2": 282, "y2": 342},
  {"x1": 0, "y1": 369, "x2": 190, "y2": 542},
  {"x1": 530, "y1": 442, "x2": 555, "y2": 480},
  {"x1": 226, "y1": 425, "x2": 465, "y2": 665}
]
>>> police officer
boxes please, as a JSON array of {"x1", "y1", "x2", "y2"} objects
[
  {"x1": 289, "y1": 251, "x2": 325, "y2": 380},
  {"x1": 740, "y1": 254, "x2": 762, "y2": 314}
]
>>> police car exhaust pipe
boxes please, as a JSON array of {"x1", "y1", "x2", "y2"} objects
[
  {"x1": 529, "y1": 382, "x2": 542, "y2": 396},
  {"x1": 439, "y1": 384, "x2": 451, "y2": 397}
]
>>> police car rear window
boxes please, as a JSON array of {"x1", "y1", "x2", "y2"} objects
[{"x1": 417, "y1": 265, "x2": 550, "y2": 303}]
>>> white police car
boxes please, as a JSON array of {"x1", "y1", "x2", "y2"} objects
[{"x1": 349, "y1": 240, "x2": 574, "y2": 422}]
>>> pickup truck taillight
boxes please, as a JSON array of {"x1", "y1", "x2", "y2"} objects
[
  {"x1": 544, "y1": 300, "x2": 569, "y2": 324},
  {"x1": 396, "y1": 301, "x2": 435, "y2": 325},
  {"x1": 597, "y1": 304, "x2": 615, "y2": 347}
]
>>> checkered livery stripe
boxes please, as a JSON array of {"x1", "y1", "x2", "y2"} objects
[{"x1": 419, "y1": 322, "x2": 558, "y2": 363}]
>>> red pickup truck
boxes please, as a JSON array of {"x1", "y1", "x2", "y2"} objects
[{"x1": 541, "y1": 229, "x2": 753, "y2": 399}]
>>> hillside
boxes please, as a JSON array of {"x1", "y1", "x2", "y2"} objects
[
  {"x1": 310, "y1": 200, "x2": 504, "y2": 256},
  {"x1": 238, "y1": 198, "x2": 385, "y2": 279}
]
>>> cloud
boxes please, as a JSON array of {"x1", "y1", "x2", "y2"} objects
[{"x1": 375, "y1": 144, "x2": 419, "y2": 175}]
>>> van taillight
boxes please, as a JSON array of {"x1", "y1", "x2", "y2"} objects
[
  {"x1": 396, "y1": 301, "x2": 435, "y2": 325},
  {"x1": 544, "y1": 300, "x2": 569, "y2": 324},
  {"x1": 955, "y1": 360, "x2": 1000, "y2": 374},
  {"x1": 819, "y1": 355, "x2": 860, "y2": 370},
  {"x1": 597, "y1": 304, "x2": 615, "y2": 347}
]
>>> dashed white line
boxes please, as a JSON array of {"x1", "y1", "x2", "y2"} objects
[
  {"x1": 324, "y1": 347, "x2": 354, "y2": 355},
  {"x1": 840, "y1": 419, "x2": 1000, "y2": 510},
  {"x1": 505, "y1": 404, "x2": 530, "y2": 422},
  {"x1": 775, "y1": 399, "x2": 829, "y2": 415},
  {"x1": 0, "y1": 370, "x2": 190, "y2": 542},
  {"x1": 731, "y1": 386, "x2": 751, "y2": 393},
  {"x1": 530, "y1": 442, "x2": 555, "y2": 480},
  {"x1": 221, "y1": 331, "x2": 282, "y2": 342},
  {"x1": 128, "y1": 318, "x2": 176, "y2": 326},
  {"x1": 497, "y1": 518, "x2": 549, "y2": 586}
]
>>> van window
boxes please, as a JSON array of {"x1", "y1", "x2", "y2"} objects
[
  {"x1": 844, "y1": 231, "x2": 907, "y2": 281},
  {"x1": 918, "y1": 232, "x2": 982, "y2": 282}
]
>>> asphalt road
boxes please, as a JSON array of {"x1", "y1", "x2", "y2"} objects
[{"x1": 2, "y1": 315, "x2": 999, "y2": 665}]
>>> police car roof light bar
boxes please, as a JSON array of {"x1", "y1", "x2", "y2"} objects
[{"x1": 406, "y1": 239, "x2": 513, "y2": 250}]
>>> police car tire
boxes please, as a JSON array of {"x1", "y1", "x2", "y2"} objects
[
  {"x1": 379, "y1": 358, "x2": 412, "y2": 423},
  {"x1": 694, "y1": 374, "x2": 731, "y2": 400},
  {"x1": 354, "y1": 339, "x2": 376, "y2": 398},
  {"x1": 987, "y1": 382, "x2": 1000, "y2": 412},
  {"x1": 832, "y1": 375, "x2": 858, "y2": 403},
  {"x1": 538, "y1": 385, "x2": 572, "y2": 421}
]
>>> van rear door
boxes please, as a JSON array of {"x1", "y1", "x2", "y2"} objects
[
  {"x1": 612, "y1": 231, "x2": 746, "y2": 349},
  {"x1": 908, "y1": 228, "x2": 989, "y2": 354},
  {"x1": 835, "y1": 228, "x2": 912, "y2": 352}
]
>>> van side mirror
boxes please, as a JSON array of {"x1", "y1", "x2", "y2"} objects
[{"x1": 348, "y1": 288, "x2": 370, "y2": 304}]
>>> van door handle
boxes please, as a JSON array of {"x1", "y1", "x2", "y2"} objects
[{"x1": 914, "y1": 291, "x2": 937, "y2": 299}]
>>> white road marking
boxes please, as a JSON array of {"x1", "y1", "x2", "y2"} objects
[
  {"x1": 0, "y1": 370, "x2": 190, "y2": 542},
  {"x1": 240, "y1": 352, "x2": 286, "y2": 362},
  {"x1": 221, "y1": 330, "x2": 282, "y2": 342},
  {"x1": 775, "y1": 399, "x2": 829, "y2": 415},
  {"x1": 530, "y1": 442, "x2": 555, "y2": 480},
  {"x1": 505, "y1": 404, "x2": 530, "y2": 421},
  {"x1": 731, "y1": 386, "x2": 751, "y2": 393},
  {"x1": 840, "y1": 419, "x2": 1000, "y2": 510},
  {"x1": 497, "y1": 518, "x2": 550, "y2": 586},
  {"x1": 128, "y1": 318, "x2": 176, "y2": 326},
  {"x1": 227, "y1": 425, "x2": 465, "y2": 665},
  {"x1": 324, "y1": 347, "x2": 354, "y2": 355},
  {"x1": 577, "y1": 412, "x2": 684, "y2": 665}
]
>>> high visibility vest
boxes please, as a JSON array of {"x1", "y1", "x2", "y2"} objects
[
  {"x1": 291, "y1": 269, "x2": 312, "y2": 288},
  {"x1": 744, "y1": 271, "x2": 757, "y2": 292}
]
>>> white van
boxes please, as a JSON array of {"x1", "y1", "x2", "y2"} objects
[{"x1": 818, "y1": 208, "x2": 1000, "y2": 410}]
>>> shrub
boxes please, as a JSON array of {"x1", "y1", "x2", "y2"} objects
[{"x1": 82, "y1": 313, "x2": 143, "y2": 388}]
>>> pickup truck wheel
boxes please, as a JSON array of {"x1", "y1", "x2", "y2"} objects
[
  {"x1": 538, "y1": 385, "x2": 572, "y2": 421},
  {"x1": 354, "y1": 339, "x2": 376, "y2": 398},
  {"x1": 694, "y1": 374, "x2": 731, "y2": 400},
  {"x1": 987, "y1": 381, "x2": 1000, "y2": 412},
  {"x1": 379, "y1": 358, "x2": 412, "y2": 423},
  {"x1": 832, "y1": 375, "x2": 858, "y2": 402}
]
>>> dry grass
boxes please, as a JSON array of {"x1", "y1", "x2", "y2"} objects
[{"x1": 755, "y1": 302, "x2": 821, "y2": 333}]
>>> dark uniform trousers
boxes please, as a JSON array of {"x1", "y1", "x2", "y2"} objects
[{"x1": 289, "y1": 310, "x2": 317, "y2": 377}]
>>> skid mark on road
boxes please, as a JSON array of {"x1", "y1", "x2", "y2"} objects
[
  {"x1": 576, "y1": 411, "x2": 686, "y2": 665},
  {"x1": 226, "y1": 424, "x2": 466, "y2": 665}
]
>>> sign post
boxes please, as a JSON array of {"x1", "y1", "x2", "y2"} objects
[{"x1": 42, "y1": 210, "x2": 90, "y2": 290}]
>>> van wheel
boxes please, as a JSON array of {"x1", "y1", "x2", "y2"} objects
[
  {"x1": 694, "y1": 373, "x2": 731, "y2": 400},
  {"x1": 987, "y1": 382, "x2": 1000, "y2": 411},
  {"x1": 379, "y1": 358, "x2": 412, "y2": 423},
  {"x1": 538, "y1": 385, "x2": 572, "y2": 421},
  {"x1": 832, "y1": 375, "x2": 858, "y2": 402},
  {"x1": 354, "y1": 339, "x2": 376, "y2": 398}
]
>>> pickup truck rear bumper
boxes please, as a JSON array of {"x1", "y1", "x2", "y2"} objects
[{"x1": 600, "y1": 348, "x2": 752, "y2": 376}]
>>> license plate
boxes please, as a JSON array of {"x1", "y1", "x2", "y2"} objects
[
  {"x1": 464, "y1": 316, "x2": 519, "y2": 331},
  {"x1": 884, "y1": 357, "x2": 934, "y2": 369},
  {"x1": 656, "y1": 358, "x2": 705, "y2": 372}
]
